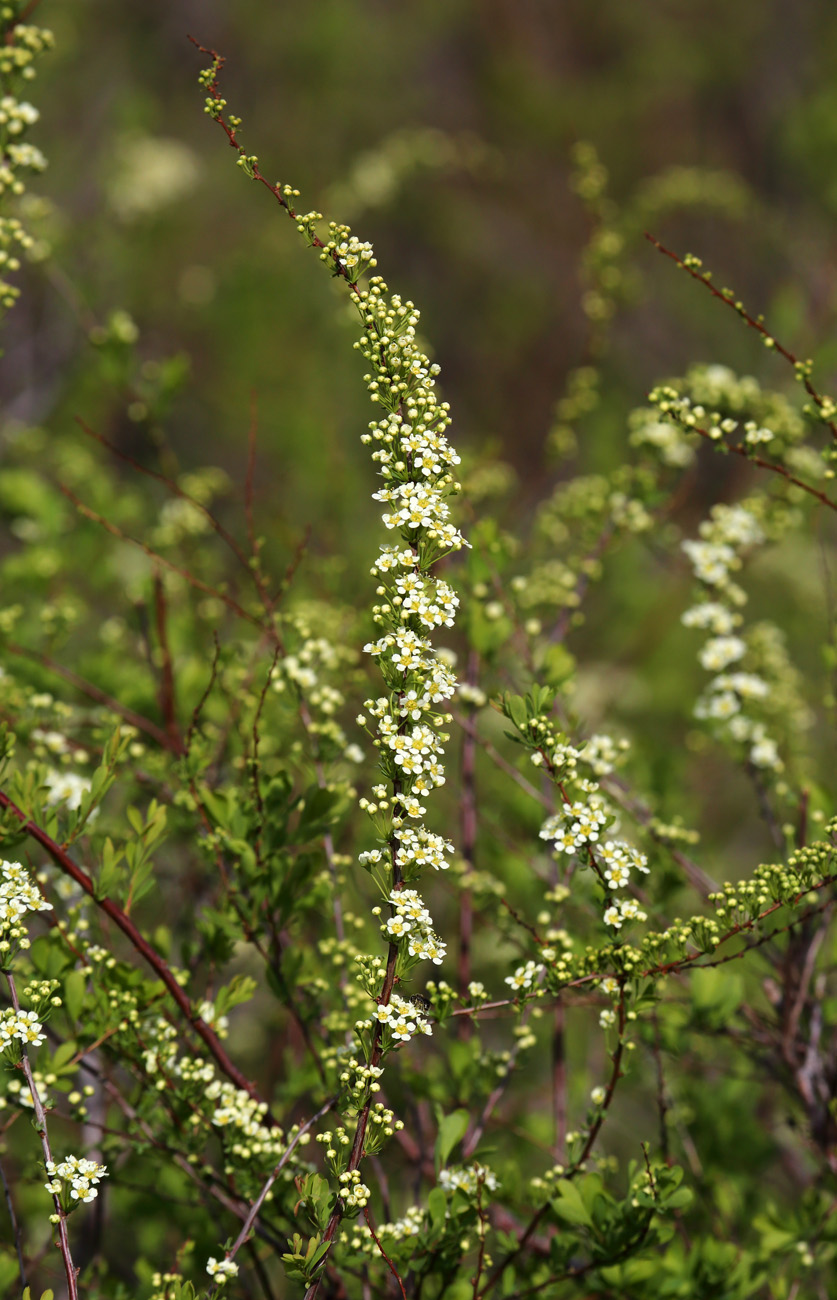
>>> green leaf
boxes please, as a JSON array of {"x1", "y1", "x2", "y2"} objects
[
  {"x1": 427, "y1": 1187, "x2": 447, "y2": 1230},
  {"x1": 50, "y1": 1040, "x2": 78, "y2": 1072},
  {"x1": 63, "y1": 969, "x2": 87, "y2": 1023},
  {"x1": 435, "y1": 1108, "x2": 470, "y2": 1171},
  {"x1": 551, "y1": 1179, "x2": 594, "y2": 1228},
  {"x1": 214, "y1": 974, "x2": 258, "y2": 1017}
]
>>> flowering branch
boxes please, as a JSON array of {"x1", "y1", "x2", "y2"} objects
[{"x1": 0, "y1": 790, "x2": 267, "y2": 1107}]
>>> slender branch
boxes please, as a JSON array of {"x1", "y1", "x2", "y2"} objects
[
  {"x1": 5, "y1": 971, "x2": 78, "y2": 1300},
  {"x1": 5, "y1": 639, "x2": 173, "y2": 751},
  {"x1": 186, "y1": 629, "x2": 221, "y2": 753},
  {"x1": 363, "y1": 1207, "x2": 407, "y2": 1300},
  {"x1": 645, "y1": 234, "x2": 837, "y2": 440},
  {"x1": 75, "y1": 416, "x2": 256, "y2": 576},
  {"x1": 59, "y1": 483, "x2": 264, "y2": 627},
  {"x1": 0, "y1": 789, "x2": 269, "y2": 1110},
  {"x1": 551, "y1": 1001, "x2": 567, "y2": 1165},
  {"x1": 208, "y1": 1098, "x2": 336, "y2": 1296}
]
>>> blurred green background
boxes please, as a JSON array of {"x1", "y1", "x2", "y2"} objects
[{"x1": 7, "y1": 0, "x2": 837, "y2": 562}]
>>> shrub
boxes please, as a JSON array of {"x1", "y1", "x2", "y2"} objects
[{"x1": 1, "y1": 12, "x2": 837, "y2": 1300}]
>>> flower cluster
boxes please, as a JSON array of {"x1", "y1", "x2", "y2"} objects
[
  {"x1": 439, "y1": 1162, "x2": 499, "y2": 1195},
  {"x1": 0, "y1": 858, "x2": 52, "y2": 955},
  {"x1": 535, "y1": 744, "x2": 650, "y2": 931},
  {"x1": 505, "y1": 960, "x2": 544, "y2": 993},
  {"x1": 381, "y1": 888, "x2": 447, "y2": 964},
  {"x1": 371, "y1": 991, "x2": 433, "y2": 1043},
  {"x1": 44, "y1": 1155, "x2": 107, "y2": 1205},
  {"x1": 540, "y1": 800, "x2": 607, "y2": 854},
  {"x1": 0, "y1": 14, "x2": 53, "y2": 312},
  {"x1": 43, "y1": 768, "x2": 94, "y2": 812},
  {"x1": 338, "y1": 1169, "x2": 372, "y2": 1211},
  {"x1": 208, "y1": 1080, "x2": 288, "y2": 1168},
  {"x1": 0, "y1": 1006, "x2": 46, "y2": 1050},
  {"x1": 271, "y1": 621, "x2": 361, "y2": 762},
  {"x1": 206, "y1": 1257, "x2": 239, "y2": 1285},
  {"x1": 681, "y1": 502, "x2": 783, "y2": 772},
  {"x1": 345, "y1": 238, "x2": 464, "y2": 1064}
]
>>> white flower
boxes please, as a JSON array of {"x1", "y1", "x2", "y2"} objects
[
  {"x1": 703, "y1": 503, "x2": 764, "y2": 547},
  {"x1": 43, "y1": 769, "x2": 93, "y2": 811},
  {"x1": 681, "y1": 602, "x2": 736, "y2": 635},
  {"x1": 505, "y1": 960, "x2": 544, "y2": 992},
  {"x1": 750, "y1": 737, "x2": 782, "y2": 770},
  {"x1": 206, "y1": 1257, "x2": 239, "y2": 1284},
  {"x1": 681, "y1": 539, "x2": 735, "y2": 585},
  {"x1": 699, "y1": 636, "x2": 746, "y2": 672}
]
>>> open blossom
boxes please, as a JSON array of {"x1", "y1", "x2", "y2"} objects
[
  {"x1": 44, "y1": 1155, "x2": 107, "y2": 1204},
  {"x1": 206, "y1": 1257, "x2": 239, "y2": 1284},
  {"x1": 43, "y1": 769, "x2": 93, "y2": 812},
  {"x1": 439, "y1": 1162, "x2": 499, "y2": 1194},
  {"x1": 383, "y1": 889, "x2": 447, "y2": 965},
  {"x1": 0, "y1": 859, "x2": 52, "y2": 934},
  {"x1": 373, "y1": 992, "x2": 432, "y2": 1042},
  {"x1": 0, "y1": 1008, "x2": 47, "y2": 1048},
  {"x1": 597, "y1": 840, "x2": 649, "y2": 886},
  {"x1": 540, "y1": 801, "x2": 607, "y2": 854},
  {"x1": 603, "y1": 897, "x2": 648, "y2": 930},
  {"x1": 681, "y1": 539, "x2": 735, "y2": 585},
  {"x1": 698, "y1": 636, "x2": 746, "y2": 672},
  {"x1": 681, "y1": 602, "x2": 736, "y2": 634},
  {"x1": 505, "y1": 960, "x2": 544, "y2": 992}
]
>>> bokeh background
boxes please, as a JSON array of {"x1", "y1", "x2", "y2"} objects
[
  {"x1": 7, "y1": 0, "x2": 837, "y2": 548},
  {"x1": 4, "y1": 0, "x2": 837, "y2": 867}
]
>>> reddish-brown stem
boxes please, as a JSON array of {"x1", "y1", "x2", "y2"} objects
[
  {"x1": 59, "y1": 483, "x2": 263, "y2": 627},
  {"x1": 185, "y1": 630, "x2": 221, "y2": 753},
  {"x1": 646, "y1": 233, "x2": 837, "y2": 440},
  {"x1": 575, "y1": 984, "x2": 627, "y2": 1168},
  {"x1": 478, "y1": 987, "x2": 628, "y2": 1298},
  {"x1": 363, "y1": 1206, "x2": 408, "y2": 1300},
  {"x1": 0, "y1": 790, "x2": 269, "y2": 1111},
  {"x1": 5, "y1": 639, "x2": 174, "y2": 751},
  {"x1": 552, "y1": 1001, "x2": 567, "y2": 1164},
  {"x1": 471, "y1": 1177, "x2": 489, "y2": 1299},
  {"x1": 691, "y1": 424, "x2": 837, "y2": 512},
  {"x1": 75, "y1": 417, "x2": 255, "y2": 577}
]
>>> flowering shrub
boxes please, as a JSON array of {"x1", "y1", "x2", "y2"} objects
[{"x1": 2, "y1": 8, "x2": 837, "y2": 1300}]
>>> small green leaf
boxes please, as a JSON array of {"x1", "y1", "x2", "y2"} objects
[
  {"x1": 428, "y1": 1187, "x2": 447, "y2": 1230},
  {"x1": 435, "y1": 1108, "x2": 470, "y2": 1171},
  {"x1": 63, "y1": 969, "x2": 86, "y2": 1023}
]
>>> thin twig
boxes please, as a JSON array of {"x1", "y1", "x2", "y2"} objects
[
  {"x1": 646, "y1": 234, "x2": 837, "y2": 440},
  {"x1": 363, "y1": 1207, "x2": 407, "y2": 1300},
  {"x1": 5, "y1": 971, "x2": 79, "y2": 1299},
  {"x1": 208, "y1": 1098, "x2": 336, "y2": 1297},
  {"x1": 0, "y1": 789, "x2": 269, "y2": 1111}
]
